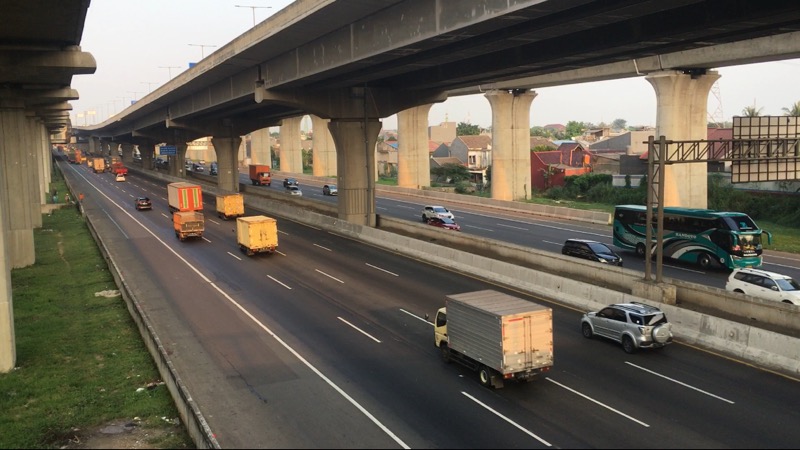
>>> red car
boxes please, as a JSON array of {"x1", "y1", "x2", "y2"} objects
[{"x1": 426, "y1": 217, "x2": 461, "y2": 231}]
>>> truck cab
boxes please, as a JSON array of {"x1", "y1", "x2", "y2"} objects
[{"x1": 434, "y1": 307, "x2": 447, "y2": 347}]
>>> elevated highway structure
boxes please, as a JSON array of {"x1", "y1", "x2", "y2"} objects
[{"x1": 71, "y1": 0, "x2": 800, "y2": 226}]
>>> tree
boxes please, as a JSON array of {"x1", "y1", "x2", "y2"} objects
[
  {"x1": 782, "y1": 101, "x2": 800, "y2": 116},
  {"x1": 457, "y1": 122, "x2": 480, "y2": 136},
  {"x1": 530, "y1": 126, "x2": 549, "y2": 137},
  {"x1": 431, "y1": 163, "x2": 471, "y2": 183},
  {"x1": 564, "y1": 121, "x2": 587, "y2": 139},
  {"x1": 741, "y1": 105, "x2": 763, "y2": 117},
  {"x1": 612, "y1": 118, "x2": 627, "y2": 130}
]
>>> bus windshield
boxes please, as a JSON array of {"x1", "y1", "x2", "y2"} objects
[{"x1": 721, "y1": 215, "x2": 758, "y2": 232}]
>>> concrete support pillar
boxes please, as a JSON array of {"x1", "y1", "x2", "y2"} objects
[
  {"x1": 211, "y1": 136, "x2": 243, "y2": 193},
  {"x1": 279, "y1": 117, "x2": 302, "y2": 173},
  {"x1": 120, "y1": 143, "x2": 134, "y2": 165},
  {"x1": 140, "y1": 143, "x2": 155, "y2": 170},
  {"x1": 310, "y1": 115, "x2": 337, "y2": 177},
  {"x1": 646, "y1": 70, "x2": 720, "y2": 208},
  {"x1": 0, "y1": 100, "x2": 21, "y2": 372},
  {"x1": 397, "y1": 104, "x2": 433, "y2": 189},
  {"x1": 485, "y1": 89, "x2": 536, "y2": 201},
  {"x1": 25, "y1": 116, "x2": 42, "y2": 228},
  {"x1": 100, "y1": 140, "x2": 111, "y2": 157},
  {"x1": 170, "y1": 143, "x2": 187, "y2": 178},
  {"x1": 250, "y1": 128, "x2": 273, "y2": 167},
  {"x1": 89, "y1": 137, "x2": 99, "y2": 155},
  {"x1": 0, "y1": 100, "x2": 35, "y2": 268},
  {"x1": 328, "y1": 119, "x2": 382, "y2": 226},
  {"x1": 38, "y1": 122, "x2": 51, "y2": 206},
  {"x1": 250, "y1": 129, "x2": 272, "y2": 167}
]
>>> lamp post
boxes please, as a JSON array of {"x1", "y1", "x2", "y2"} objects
[
  {"x1": 141, "y1": 81, "x2": 157, "y2": 94},
  {"x1": 235, "y1": 5, "x2": 272, "y2": 27},
  {"x1": 159, "y1": 65, "x2": 181, "y2": 80},
  {"x1": 127, "y1": 91, "x2": 141, "y2": 103},
  {"x1": 188, "y1": 43, "x2": 217, "y2": 60}
]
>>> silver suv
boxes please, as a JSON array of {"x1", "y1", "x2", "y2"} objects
[
  {"x1": 422, "y1": 205, "x2": 454, "y2": 222},
  {"x1": 581, "y1": 302, "x2": 672, "y2": 353}
]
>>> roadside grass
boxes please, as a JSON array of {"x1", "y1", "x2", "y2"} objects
[{"x1": 0, "y1": 179, "x2": 193, "y2": 448}]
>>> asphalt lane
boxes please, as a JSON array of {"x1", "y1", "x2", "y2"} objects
[{"x1": 60, "y1": 161, "x2": 800, "y2": 448}]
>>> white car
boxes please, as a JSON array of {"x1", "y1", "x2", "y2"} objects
[
  {"x1": 115, "y1": 173, "x2": 126, "y2": 182},
  {"x1": 286, "y1": 185, "x2": 303, "y2": 196},
  {"x1": 422, "y1": 205, "x2": 454, "y2": 222},
  {"x1": 725, "y1": 268, "x2": 800, "y2": 305}
]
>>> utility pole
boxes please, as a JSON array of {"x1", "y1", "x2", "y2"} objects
[
  {"x1": 141, "y1": 81, "x2": 157, "y2": 94},
  {"x1": 235, "y1": 5, "x2": 272, "y2": 27},
  {"x1": 188, "y1": 43, "x2": 217, "y2": 60},
  {"x1": 159, "y1": 65, "x2": 181, "y2": 80}
]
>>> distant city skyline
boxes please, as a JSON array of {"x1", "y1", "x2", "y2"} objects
[{"x1": 70, "y1": 1, "x2": 800, "y2": 133}]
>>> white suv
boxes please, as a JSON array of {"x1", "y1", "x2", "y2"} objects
[
  {"x1": 422, "y1": 205, "x2": 454, "y2": 222},
  {"x1": 725, "y1": 268, "x2": 800, "y2": 305}
]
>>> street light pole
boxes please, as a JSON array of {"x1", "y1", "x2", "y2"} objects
[
  {"x1": 188, "y1": 43, "x2": 217, "y2": 60},
  {"x1": 141, "y1": 81, "x2": 157, "y2": 94},
  {"x1": 235, "y1": 5, "x2": 272, "y2": 27},
  {"x1": 127, "y1": 91, "x2": 141, "y2": 102},
  {"x1": 159, "y1": 65, "x2": 181, "y2": 80}
]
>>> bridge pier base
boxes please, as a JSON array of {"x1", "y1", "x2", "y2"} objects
[
  {"x1": 328, "y1": 119, "x2": 382, "y2": 227},
  {"x1": 250, "y1": 128, "x2": 272, "y2": 167},
  {"x1": 647, "y1": 70, "x2": 720, "y2": 209},
  {"x1": 279, "y1": 117, "x2": 302, "y2": 174},
  {"x1": 211, "y1": 136, "x2": 242, "y2": 193},
  {"x1": 311, "y1": 116, "x2": 337, "y2": 177},
  {"x1": 397, "y1": 104, "x2": 433, "y2": 190},
  {"x1": 485, "y1": 90, "x2": 536, "y2": 201}
]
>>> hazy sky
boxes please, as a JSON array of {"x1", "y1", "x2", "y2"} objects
[{"x1": 70, "y1": 0, "x2": 800, "y2": 130}]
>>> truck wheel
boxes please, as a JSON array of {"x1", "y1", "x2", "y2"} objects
[
  {"x1": 479, "y1": 366, "x2": 493, "y2": 388},
  {"x1": 440, "y1": 344, "x2": 451, "y2": 363}
]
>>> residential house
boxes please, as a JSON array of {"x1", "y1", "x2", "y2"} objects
[
  {"x1": 582, "y1": 127, "x2": 611, "y2": 142},
  {"x1": 530, "y1": 137, "x2": 557, "y2": 151},
  {"x1": 530, "y1": 142, "x2": 592, "y2": 191},
  {"x1": 543, "y1": 123, "x2": 566, "y2": 136},
  {"x1": 428, "y1": 141, "x2": 450, "y2": 160},
  {"x1": 376, "y1": 140, "x2": 398, "y2": 176},
  {"x1": 449, "y1": 135, "x2": 492, "y2": 183},
  {"x1": 429, "y1": 121, "x2": 457, "y2": 144}
]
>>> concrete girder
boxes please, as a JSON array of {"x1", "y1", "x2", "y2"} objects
[
  {"x1": 448, "y1": 31, "x2": 800, "y2": 94},
  {"x1": 255, "y1": 84, "x2": 447, "y2": 120},
  {"x1": 0, "y1": 49, "x2": 96, "y2": 86}
]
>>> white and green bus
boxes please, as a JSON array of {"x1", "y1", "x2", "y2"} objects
[{"x1": 613, "y1": 205, "x2": 771, "y2": 270}]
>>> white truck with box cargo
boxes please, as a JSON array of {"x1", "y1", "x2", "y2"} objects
[
  {"x1": 236, "y1": 215, "x2": 278, "y2": 256},
  {"x1": 434, "y1": 290, "x2": 553, "y2": 389}
]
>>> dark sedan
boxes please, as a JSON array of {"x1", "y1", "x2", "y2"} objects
[{"x1": 135, "y1": 197, "x2": 152, "y2": 210}]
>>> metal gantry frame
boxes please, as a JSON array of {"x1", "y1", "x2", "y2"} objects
[{"x1": 643, "y1": 135, "x2": 800, "y2": 283}]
